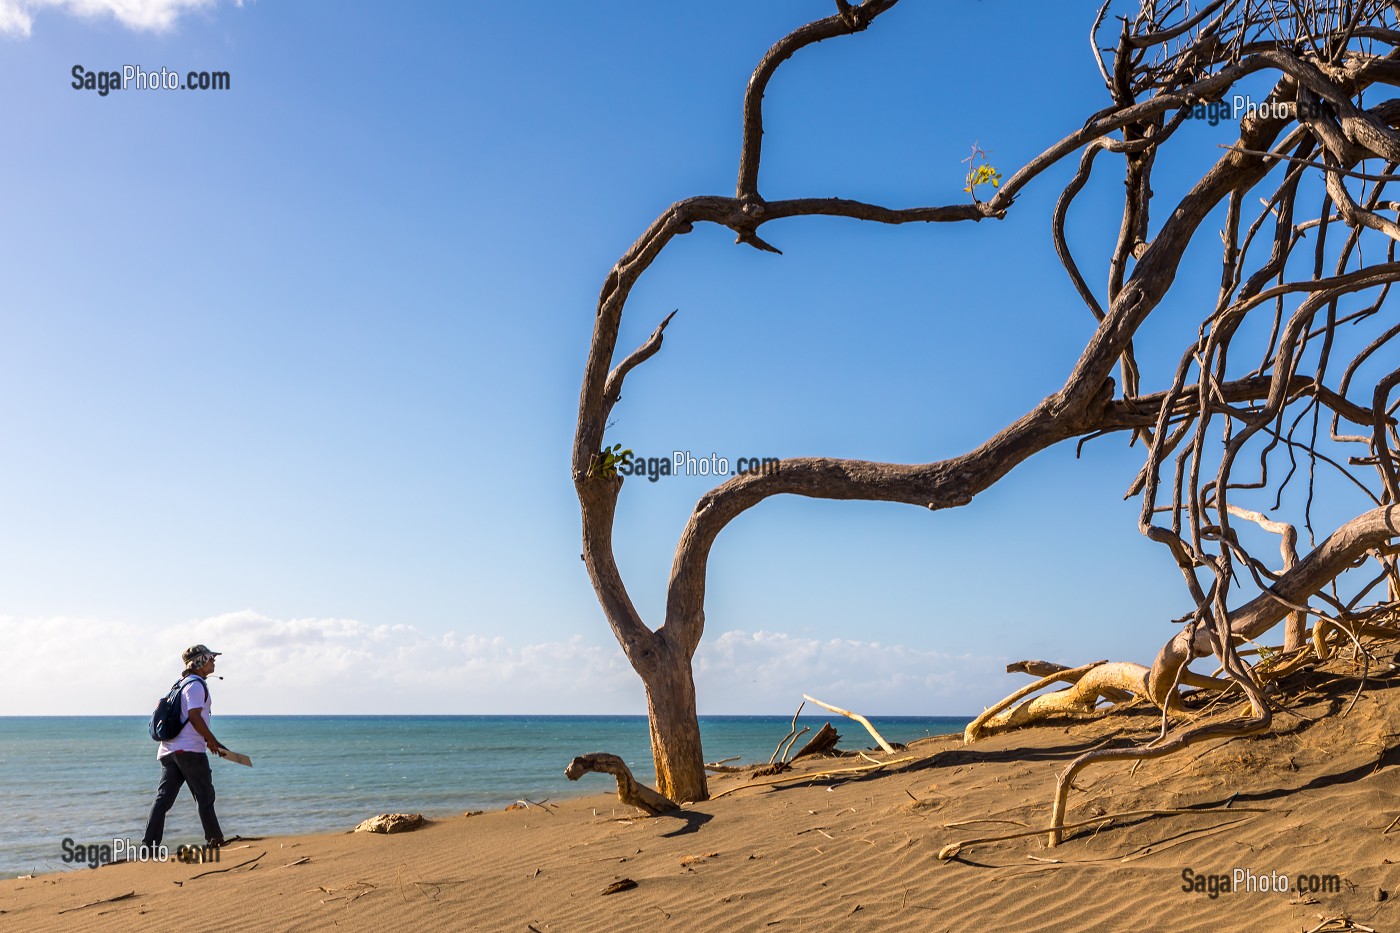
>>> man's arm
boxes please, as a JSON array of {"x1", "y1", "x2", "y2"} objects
[{"x1": 187, "y1": 708, "x2": 225, "y2": 755}]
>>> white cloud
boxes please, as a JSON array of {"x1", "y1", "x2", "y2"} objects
[
  {"x1": 0, "y1": 0, "x2": 238, "y2": 37},
  {"x1": 694, "y1": 629, "x2": 1000, "y2": 715},
  {"x1": 0, "y1": 612, "x2": 1007, "y2": 715},
  {"x1": 0, "y1": 611, "x2": 643, "y2": 714}
]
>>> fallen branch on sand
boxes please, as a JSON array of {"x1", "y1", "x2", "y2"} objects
[
  {"x1": 515, "y1": 798, "x2": 558, "y2": 815},
  {"x1": 1305, "y1": 918, "x2": 1378, "y2": 933},
  {"x1": 565, "y1": 753, "x2": 678, "y2": 815},
  {"x1": 318, "y1": 881, "x2": 376, "y2": 906},
  {"x1": 803, "y1": 695, "x2": 894, "y2": 753},
  {"x1": 272, "y1": 857, "x2": 311, "y2": 870},
  {"x1": 704, "y1": 756, "x2": 743, "y2": 773},
  {"x1": 190, "y1": 852, "x2": 265, "y2": 879},
  {"x1": 936, "y1": 806, "x2": 1269, "y2": 860},
  {"x1": 412, "y1": 879, "x2": 469, "y2": 901},
  {"x1": 1117, "y1": 817, "x2": 1254, "y2": 861},
  {"x1": 56, "y1": 891, "x2": 136, "y2": 914},
  {"x1": 710, "y1": 756, "x2": 916, "y2": 800}
]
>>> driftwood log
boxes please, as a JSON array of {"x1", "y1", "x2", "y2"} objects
[
  {"x1": 565, "y1": 753, "x2": 679, "y2": 815},
  {"x1": 790, "y1": 722, "x2": 840, "y2": 760}
]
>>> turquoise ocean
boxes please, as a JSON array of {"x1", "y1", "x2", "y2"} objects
[{"x1": 0, "y1": 715, "x2": 969, "y2": 878}]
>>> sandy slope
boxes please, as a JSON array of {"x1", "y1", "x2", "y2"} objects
[{"x1": 3, "y1": 663, "x2": 1398, "y2": 932}]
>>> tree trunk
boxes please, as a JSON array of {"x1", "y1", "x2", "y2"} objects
[{"x1": 640, "y1": 649, "x2": 708, "y2": 803}]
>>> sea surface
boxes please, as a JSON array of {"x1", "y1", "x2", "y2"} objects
[{"x1": 0, "y1": 714, "x2": 969, "y2": 878}]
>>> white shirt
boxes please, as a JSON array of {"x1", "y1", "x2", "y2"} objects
[{"x1": 157, "y1": 677, "x2": 212, "y2": 758}]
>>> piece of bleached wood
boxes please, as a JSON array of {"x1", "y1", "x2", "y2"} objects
[{"x1": 802, "y1": 695, "x2": 894, "y2": 753}]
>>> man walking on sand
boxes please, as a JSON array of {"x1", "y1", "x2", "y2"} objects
[{"x1": 142, "y1": 645, "x2": 228, "y2": 851}]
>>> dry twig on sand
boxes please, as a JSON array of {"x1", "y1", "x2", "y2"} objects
[
  {"x1": 710, "y1": 756, "x2": 916, "y2": 800},
  {"x1": 190, "y1": 852, "x2": 265, "y2": 879},
  {"x1": 271, "y1": 857, "x2": 311, "y2": 870},
  {"x1": 937, "y1": 806, "x2": 1269, "y2": 860},
  {"x1": 318, "y1": 881, "x2": 377, "y2": 906},
  {"x1": 704, "y1": 756, "x2": 742, "y2": 773},
  {"x1": 56, "y1": 891, "x2": 136, "y2": 915}
]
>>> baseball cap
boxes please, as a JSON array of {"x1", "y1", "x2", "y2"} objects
[{"x1": 182, "y1": 644, "x2": 223, "y2": 665}]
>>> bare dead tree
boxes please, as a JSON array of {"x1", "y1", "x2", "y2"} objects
[{"x1": 573, "y1": 0, "x2": 1400, "y2": 806}]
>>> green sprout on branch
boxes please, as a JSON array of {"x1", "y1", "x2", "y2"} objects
[
  {"x1": 588, "y1": 442, "x2": 634, "y2": 479},
  {"x1": 962, "y1": 141, "x2": 1001, "y2": 200}
]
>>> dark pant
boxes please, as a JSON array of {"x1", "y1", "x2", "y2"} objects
[{"x1": 142, "y1": 751, "x2": 224, "y2": 847}]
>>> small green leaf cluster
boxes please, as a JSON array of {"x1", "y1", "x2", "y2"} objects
[
  {"x1": 964, "y1": 162, "x2": 1002, "y2": 193},
  {"x1": 960, "y1": 141, "x2": 1001, "y2": 200},
  {"x1": 588, "y1": 442, "x2": 634, "y2": 479}
]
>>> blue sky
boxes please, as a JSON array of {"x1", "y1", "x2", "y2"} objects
[{"x1": 0, "y1": 0, "x2": 1362, "y2": 716}]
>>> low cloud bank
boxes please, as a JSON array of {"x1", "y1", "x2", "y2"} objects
[{"x1": 0, "y1": 611, "x2": 1001, "y2": 716}]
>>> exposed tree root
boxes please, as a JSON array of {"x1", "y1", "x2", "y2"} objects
[
  {"x1": 968, "y1": 603, "x2": 1400, "y2": 848},
  {"x1": 1049, "y1": 699, "x2": 1271, "y2": 847},
  {"x1": 966, "y1": 661, "x2": 1230, "y2": 743},
  {"x1": 1146, "y1": 509, "x2": 1400, "y2": 710},
  {"x1": 1224, "y1": 505, "x2": 1304, "y2": 651}
]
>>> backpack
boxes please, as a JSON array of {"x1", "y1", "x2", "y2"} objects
[{"x1": 148, "y1": 675, "x2": 209, "y2": 742}]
